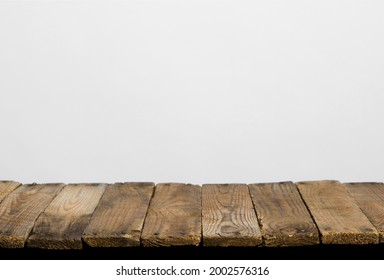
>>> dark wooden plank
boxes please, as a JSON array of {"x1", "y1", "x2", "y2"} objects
[
  {"x1": 202, "y1": 184, "x2": 262, "y2": 246},
  {"x1": 83, "y1": 182, "x2": 154, "y2": 247},
  {"x1": 296, "y1": 180, "x2": 378, "y2": 244},
  {"x1": 27, "y1": 183, "x2": 106, "y2": 249},
  {"x1": 0, "y1": 183, "x2": 65, "y2": 248},
  {"x1": 249, "y1": 182, "x2": 319, "y2": 246},
  {"x1": 0, "y1": 181, "x2": 21, "y2": 204},
  {"x1": 141, "y1": 183, "x2": 201, "y2": 247},
  {"x1": 346, "y1": 182, "x2": 384, "y2": 242}
]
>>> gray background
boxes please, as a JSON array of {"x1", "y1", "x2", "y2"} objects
[{"x1": 1, "y1": 1, "x2": 383, "y2": 184}]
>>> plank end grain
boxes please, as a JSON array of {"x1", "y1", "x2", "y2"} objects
[
  {"x1": 321, "y1": 231, "x2": 378, "y2": 245},
  {"x1": 296, "y1": 180, "x2": 379, "y2": 245},
  {"x1": 83, "y1": 182, "x2": 155, "y2": 248},
  {"x1": 202, "y1": 184, "x2": 262, "y2": 247},
  {"x1": 141, "y1": 183, "x2": 201, "y2": 247},
  {"x1": 249, "y1": 182, "x2": 319, "y2": 247},
  {"x1": 345, "y1": 182, "x2": 384, "y2": 242},
  {"x1": 83, "y1": 234, "x2": 140, "y2": 248},
  {"x1": 202, "y1": 236, "x2": 262, "y2": 247},
  {"x1": 0, "y1": 235, "x2": 25, "y2": 249},
  {"x1": 141, "y1": 233, "x2": 201, "y2": 247}
]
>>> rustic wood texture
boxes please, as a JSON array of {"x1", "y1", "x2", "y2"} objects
[
  {"x1": 141, "y1": 183, "x2": 201, "y2": 247},
  {"x1": 27, "y1": 183, "x2": 106, "y2": 249},
  {"x1": 346, "y1": 183, "x2": 384, "y2": 242},
  {"x1": 297, "y1": 180, "x2": 379, "y2": 244},
  {"x1": 202, "y1": 184, "x2": 262, "y2": 246},
  {"x1": 83, "y1": 182, "x2": 154, "y2": 247},
  {"x1": 249, "y1": 182, "x2": 319, "y2": 246},
  {"x1": 0, "y1": 181, "x2": 21, "y2": 204},
  {"x1": 2, "y1": 179, "x2": 384, "y2": 249},
  {"x1": 0, "y1": 183, "x2": 65, "y2": 248}
]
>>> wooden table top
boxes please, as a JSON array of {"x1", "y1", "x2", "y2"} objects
[{"x1": 0, "y1": 180, "x2": 383, "y2": 249}]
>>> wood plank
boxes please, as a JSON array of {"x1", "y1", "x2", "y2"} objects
[
  {"x1": 296, "y1": 180, "x2": 378, "y2": 244},
  {"x1": 0, "y1": 181, "x2": 21, "y2": 204},
  {"x1": 83, "y1": 182, "x2": 154, "y2": 247},
  {"x1": 0, "y1": 183, "x2": 65, "y2": 248},
  {"x1": 346, "y1": 182, "x2": 384, "y2": 242},
  {"x1": 249, "y1": 182, "x2": 319, "y2": 246},
  {"x1": 141, "y1": 183, "x2": 201, "y2": 247},
  {"x1": 27, "y1": 183, "x2": 106, "y2": 249},
  {"x1": 202, "y1": 184, "x2": 262, "y2": 246}
]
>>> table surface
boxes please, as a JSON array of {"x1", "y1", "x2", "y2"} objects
[{"x1": 0, "y1": 180, "x2": 383, "y2": 249}]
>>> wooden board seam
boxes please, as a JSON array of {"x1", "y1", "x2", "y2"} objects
[
  {"x1": 0, "y1": 181, "x2": 22, "y2": 205},
  {"x1": 344, "y1": 183, "x2": 382, "y2": 237},
  {"x1": 79, "y1": 183, "x2": 109, "y2": 247},
  {"x1": 139, "y1": 183, "x2": 157, "y2": 245},
  {"x1": 0, "y1": 183, "x2": 66, "y2": 248},
  {"x1": 345, "y1": 183, "x2": 371, "y2": 213},
  {"x1": 83, "y1": 183, "x2": 110, "y2": 229},
  {"x1": 294, "y1": 182, "x2": 322, "y2": 245},
  {"x1": 24, "y1": 184, "x2": 67, "y2": 248},
  {"x1": 246, "y1": 184, "x2": 265, "y2": 246}
]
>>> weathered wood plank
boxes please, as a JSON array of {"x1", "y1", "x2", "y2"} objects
[
  {"x1": 249, "y1": 182, "x2": 319, "y2": 246},
  {"x1": 0, "y1": 183, "x2": 65, "y2": 248},
  {"x1": 83, "y1": 182, "x2": 154, "y2": 247},
  {"x1": 27, "y1": 183, "x2": 106, "y2": 249},
  {"x1": 346, "y1": 182, "x2": 384, "y2": 242},
  {"x1": 141, "y1": 183, "x2": 201, "y2": 247},
  {"x1": 296, "y1": 180, "x2": 378, "y2": 244},
  {"x1": 202, "y1": 184, "x2": 262, "y2": 246},
  {"x1": 0, "y1": 181, "x2": 21, "y2": 204}
]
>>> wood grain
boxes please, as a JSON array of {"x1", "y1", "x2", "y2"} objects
[
  {"x1": 0, "y1": 183, "x2": 65, "y2": 248},
  {"x1": 141, "y1": 183, "x2": 201, "y2": 247},
  {"x1": 249, "y1": 182, "x2": 319, "y2": 246},
  {"x1": 297, "y1": 180, "x2": 378, "y2": 244},
  {"x1": 0, "y1": 181, "x2": 21, "y2": 204},
  {"x1": 27, "y1": 183, "x2": 106, "y2": 249},
  {"x1": 83, "y1": 182, "x2": 154, "y2": 247},
  {"x1": 202, "y1": 184, "x2": 262, "y2": 246},
  {"x1": 346, "y1": 182, "x2": 384, "y2": 242}
]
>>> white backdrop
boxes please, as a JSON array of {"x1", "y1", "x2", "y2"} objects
[{"x1": 1, "y1": 1, "x2": 383, "y2": 184}]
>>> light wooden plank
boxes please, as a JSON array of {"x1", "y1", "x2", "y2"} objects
[
  {"x1": 346, "y1": 182, "x2": 384, "y2": 242},
  {"x1": 249, "y1": 182, "x2": 319, "y2": 246},
  {"x1": 83, "y1": 182, "x2": 154, "y2": 247},
  {"x1": 0, "y1": 183, "x2": 65, "y2": 248},
  {"x1": 27, "y1": 183, "x2": 107, "y2": 249},
  {"x1": 296, "y1": 180, "x2": 378, "y2": 244},
  {"x1": 202, "y1": 184, "x2": 262, "y2": 246},
  {"x1": 141, "y1": 183, "x2": 201, "y2": 247},
  {"x1": 0, "y1": 181, "x2": 21, "y2": 203}
]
